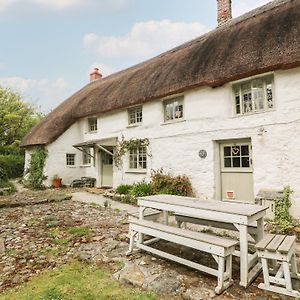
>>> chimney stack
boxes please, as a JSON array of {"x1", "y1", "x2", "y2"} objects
[
  {"x1": 217, "y1": 0, "x2": 232, "y2": 26},
  {"x1": 89, "y1": 67, "x2": 102, "y2": 82}
]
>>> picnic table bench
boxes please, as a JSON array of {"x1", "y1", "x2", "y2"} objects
[
  {"x1": 128, "y1": 219, "x2": 238, "y2": 294},
  {"x1": 256, "y1": 234, "x2": 300, "y2": 297},
  {"x1": 136, "y1": 195, "x2": 268, "y2": 287}
]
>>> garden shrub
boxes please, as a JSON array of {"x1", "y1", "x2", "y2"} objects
[
  {"x1": 130, "y1": 181, "x2": 153, "y2": 197},
  {"x1": 26, "y1": 146, "x2": 48, "y2": 189},
  {"x1": 0, "y1": 154, "x2": 24, "y2": 178},
  {"x1": 115, "y1": 184, "x2": 133, "y2": 195},
  {"x1": 151, "y1": 169, "x2": 194, "y2": 197},
  {"x1": 273, "y1": 186, "x2": 294, "y2": 233}
]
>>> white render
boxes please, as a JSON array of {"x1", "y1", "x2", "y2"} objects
[{"x1": 25, "y1": 67, "x2": 300, "y2": 218}]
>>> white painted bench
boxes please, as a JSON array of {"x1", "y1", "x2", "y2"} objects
[
  {"x1": 256, "y1": 234, "x2": 300, "y2": 298},
  {"x1": 128, "y1": 209, "x2": 161, "y2": 222},
  {"x1": 127, "y1": 219, "x2": 238, "y2": 294},
  {"x1": 174, "y1": 213, "x2": 258, "y2": 239}
]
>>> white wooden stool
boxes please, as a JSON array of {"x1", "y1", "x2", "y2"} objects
[{"x1": 256, "y1": 234, "x2": 300, "y2": 298}]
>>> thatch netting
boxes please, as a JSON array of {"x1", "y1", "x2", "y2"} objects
[{"x1": 21, "y1": 0, "x2": 300, "y2": 147}]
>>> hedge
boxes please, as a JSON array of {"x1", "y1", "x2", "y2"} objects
[{"x1": 0, "y1": 154, "x2": 24, "y2": 179}]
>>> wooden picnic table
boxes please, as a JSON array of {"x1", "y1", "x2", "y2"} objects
[{"x1": 138, "y1": 194, "x2": 268, "y2": 288}]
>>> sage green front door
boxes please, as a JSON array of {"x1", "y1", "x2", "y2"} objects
[
  {"x1": 220, "y1": 140, "x2": 254, "y2": 202},
  {"x1": 101, "y1": 151, "x2": 113, "y2": 187}
]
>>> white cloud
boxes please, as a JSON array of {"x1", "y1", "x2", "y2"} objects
[
  {"x1": 0, "y1": 76, "x2": 71, "y2": 112},
  {"x1": 233, "y1": 0, "x2": 271, "y2": 17},
  {"x1": 83, "y1": 20, "x2": 210, "y2": 60},
  {"x1": 0, "y1": 0, "x2": 17, "y2": 11}
]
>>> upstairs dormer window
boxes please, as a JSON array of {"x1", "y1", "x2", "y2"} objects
[
  {"x1": 233, "y1": 75, "x2": 274, "y2": 116},
  {"x1": 164, "y1": 96, "x2": 184, "y2": 122},
  {"x1": 128, "y1": 106, "x2": 142, "y2": 125},
  {"x1": 88, "y1": 117, "x2": 97, "y2": 132}
]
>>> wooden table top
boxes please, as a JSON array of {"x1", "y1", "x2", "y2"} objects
[{"x1": 138, "y1": 194, "x2": 268, "y2": 217}]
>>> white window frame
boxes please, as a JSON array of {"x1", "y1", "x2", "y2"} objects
[
  {"x1": 233, "y1": 75, "x2": 274, "y2": 116},
  {"x1": 163, "y1": 96, "x2": 184, "y2": 123},
  {"x1": 66, "y1": 153, "x2": 75, "y2": 166},
  {"x1": 88, "y1": 117, "x2": 98, "y2": 132},
  {"x1": 129, "y1": 146, "x2": 147, "y2": 170},
  {"x1": 82, "y1": 147, "x2": 91, "y2": 165},
  {"x1": 128, "y1": 106, "x2": 143, "y2": 125}
]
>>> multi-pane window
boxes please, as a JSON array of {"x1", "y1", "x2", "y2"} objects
[
  {"x1": 66, "y1": 154, "x2": 75, "y2": 166},
  {"x1": 164, "y1": 96, "x2": 184, "y2": 122},
  {"x1": 82, "y1": 147, "x2": 91, "y2": 165},
  {"x1": 128, "y1": 106, "x2": 143, "y2": 125},
  {"x1": 223, "y1": 144, "x2": 251, "y2": 169},
  {"x1": 129, "y1": 147, "x2": 147, "y2": 170},
  {"x1": 88, "y1": 117, "x2": 97, "y2": 132},
  {"x1": 233, "y1": 76, "x2": 274, "y2": 115}
]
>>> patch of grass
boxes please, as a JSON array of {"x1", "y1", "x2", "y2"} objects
[
  {"x1": 0, "y1": 180, "x2": 16, "y2": 195},
  {"x1": 0, "y1": 261, "x2": 166, "y2": 300},
  {"x1": 90, "y1": 202, "x2": 101, "y2": 209},
  {"x1": 67, "y1": 226, "x2": 91, "y2": 237},
  {"x1": 53, "y1": 238, "x2": 69, "y2": 246}
]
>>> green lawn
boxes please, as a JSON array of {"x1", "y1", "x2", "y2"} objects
[{"x1": 0, "y1": 261, "x2": 167, "y2": 300}]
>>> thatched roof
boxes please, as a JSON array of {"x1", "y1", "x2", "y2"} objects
[{"x1": 21, "y1": 0, "x2": 300, "y2": 147}]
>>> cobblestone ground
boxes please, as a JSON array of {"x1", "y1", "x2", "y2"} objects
[{"x1": 0, "y1": 190, "x2": 299, "y2": 299}]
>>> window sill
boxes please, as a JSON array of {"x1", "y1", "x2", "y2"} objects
[
  {"x1": 126, "y1": 123, "x2": 142, "y2": 128},
  {"x1": 161, "y1": 119, "x2": 186, "y2": 126},
  {"x1": 125, "y1": 169, "x2": 147, "y2": 174},
  {"x1": 80, "y1": 164, "x2": 91, "y2": 168},
  {"x1": 66, "y1": 165, "x2": 76, "y2": 168},
  {"x1": 86, "y1": 131, "x2": 98, "y2": 134},
  {"x1": 231, "y1": 108, "x2": 275, "y2": 118}
]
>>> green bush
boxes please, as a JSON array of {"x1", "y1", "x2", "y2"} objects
[
  {"x1": 0, "y1": 154, "x2": 24, "y2": 178},
  {"x1": 115, "y1": 184, "x2": 133, "y2": 195},
  {"x1": 130, "y1": 181, "x2": 153, "y2": 197},
  {"x1": 0, "y1": 179, "x2": 16, "y2": 194},
  {"x1": 151, "y1": 169, "x2": 194, "y2": 197},
  {"x1": 26, "y1": 146, "x2": 48, "y2": 189}
]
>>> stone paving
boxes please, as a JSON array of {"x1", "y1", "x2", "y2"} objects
[{"x1": 0, "y1": 189, "x2": 299, "y2": 299}]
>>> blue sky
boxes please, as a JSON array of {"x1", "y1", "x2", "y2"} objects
[{"x1": 0, "y1": 0, "x2": 270, "y2": 112}]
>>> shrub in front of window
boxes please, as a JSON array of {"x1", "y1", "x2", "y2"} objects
[
  {"x1": 151, "y1": 169, "x2": 194, "y2": 197},
  {"x1": 115, "y1": 184, "x2": 133, "y2": 195},
  {"x1": 130, "y1": 181, "x2": 153, "y2": 197}
]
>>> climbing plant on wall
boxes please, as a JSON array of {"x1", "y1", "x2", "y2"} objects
[
  {"x1": 113, "y1": 136, "x2": 150, "y2": 167},
  {"x1": 273, "y1": 186, "x2": 293, "y2": 233},
  {"x1": 25, "y1": 146, "x2": 48, "y2": 189}
]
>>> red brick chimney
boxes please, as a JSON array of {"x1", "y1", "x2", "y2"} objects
[
  {"x1": 89, "y1": 67, "x2": 102, "y2": 82},
  {"x1": 217, "y1": 0, "x2": 232, "y2": 26}
]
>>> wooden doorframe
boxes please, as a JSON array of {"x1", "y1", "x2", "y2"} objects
[
  {"x1": 216, "y1": 138, "x2": 252, "y2": 201},
  {"x1": 99, "y1": 147, "x2": 114, "y2": 187}
]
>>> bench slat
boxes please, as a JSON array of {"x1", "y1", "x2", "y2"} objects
[
  {"x1": 277, "y1": 236, "x2": 296, "y2": 254},
  {"x1": 131, "y1": 219, "x2": 237, "y2": 248},
  {"x1": 256, "y1": 234, "x2": 275, "y2": 250},
  {"x1": 266, "y1": 235, "x2": 286, "y2": 252}
]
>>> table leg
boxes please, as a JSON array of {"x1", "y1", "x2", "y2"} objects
[
  {"x1": 163, "y1": 210, "x2": 168, "y2": 225},
  {"x1": 239, "y1": 224, "x2": 249, "y2": 287},
  {"x1": 139, "y1": 206, "x2": 146, "y2": 243},
  {"x1": 256, "y1": 217, "x2": 264, "y2": 243}
]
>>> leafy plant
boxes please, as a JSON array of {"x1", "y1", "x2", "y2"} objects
[
  {"x1": 25, "y1": 146, "x2": 48, "y2": 189},
  {"x1": 130, "y1": 181, "x2": 153, "y2": 197},
  {"x1": 273, "y1": 186, "x2": 293, "y2": 233},
  {"x1": 115, "y1": 184, "x2": 133, "y2": 195},
  {"x1": 151, "y1": 169, "x2": 194, "y2": 197},
  {"x1": 0, "y1": 154, "x2": 24, "y2": 178},
  {"x1": 114, "y1": 136, "x2": 150, "y2": 167}
]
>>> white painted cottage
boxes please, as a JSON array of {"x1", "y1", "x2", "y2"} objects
[{"x1": 22, "y1": 0, "x2": 300, "y2": 218}]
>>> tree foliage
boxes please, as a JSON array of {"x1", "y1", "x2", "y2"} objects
[{"x1": 0, "y1": 86, "x2": 42, "y2": 153}]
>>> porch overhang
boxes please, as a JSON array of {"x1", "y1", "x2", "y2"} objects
[{"x1": 73, "y1": 137, "x2": 117, "y2": 157}]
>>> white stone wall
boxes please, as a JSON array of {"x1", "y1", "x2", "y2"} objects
[{"x1": 25, "y1": 67, "x2": 300, "y2": 218}]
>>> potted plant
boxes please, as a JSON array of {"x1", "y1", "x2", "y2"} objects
[{"x1": 52, "y1": 174, "x2": 62, "y2": 188}]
